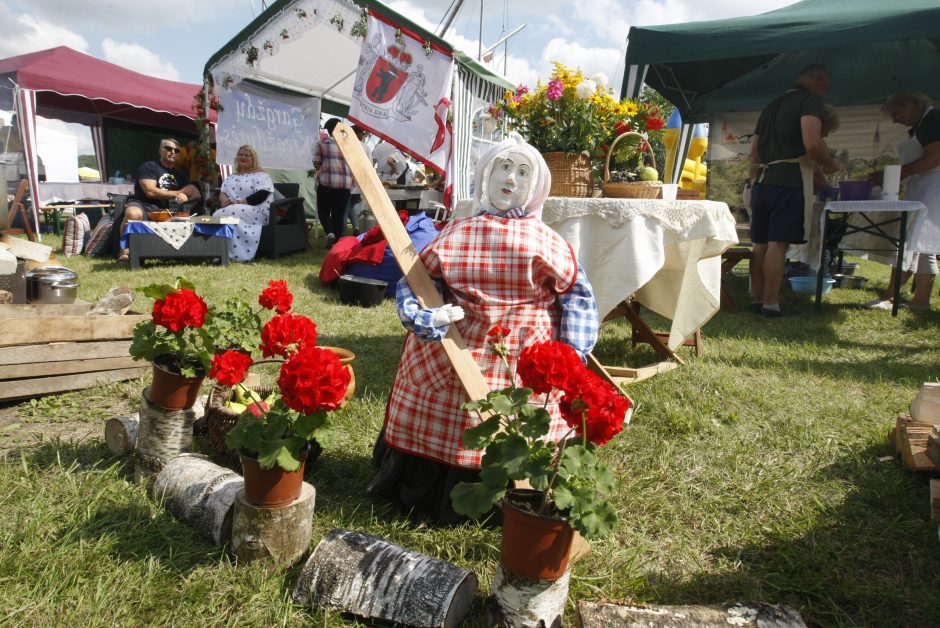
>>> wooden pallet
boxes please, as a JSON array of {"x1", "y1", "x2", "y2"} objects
[
  {"x1": 894, "y1": 412, "x2": 939, "y2": 472},
  {"x1": 0, "y1": 303, "x2": 149, "y2": 401}
]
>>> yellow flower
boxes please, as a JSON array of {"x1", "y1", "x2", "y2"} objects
[
  {"x1": 624, "y1": 101, "x2": 639, "y2": 116},
  {"x1": 507, "y1": 99, "x2": 520, "y2": 110},
  {"x1": 504, "y1": 90, "x2": 515, "y2": 103}
]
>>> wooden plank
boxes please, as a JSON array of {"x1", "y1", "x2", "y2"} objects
[
  {"x1": 0, "y1": 367, "x2": 148, "y2": 401},
  {"x1": 900, "y1": 424, "x2": 935, "y2": 471},
  {"x1": 0, "y1": 340, "x2": 131, "y2": 365},
  {"x1": 0, "y1": 314, "x2": 147, "y2": 347},
  {"x1": 0, "y1": 303, "x2": 94, "y2": 318},
  {"x1": 0, "y1": 356, "x2": 139, "y2": 380},
  {"x1": 926, "y1": 429, "x2": 940, "y2": 470},
  {"x1": 0, "y1": 234, "x2": 52, "y2": 262},
  {"x1": 333, "y1": 122, "x2": 490, "y2": 403}
]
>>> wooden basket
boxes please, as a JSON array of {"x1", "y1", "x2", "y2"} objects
[
  {"x1": 542, "y1": 151, "x2": 592, "y2": 198},
  {"x1": 601, "y1": 131, "x2": 663, "y2": 199}
]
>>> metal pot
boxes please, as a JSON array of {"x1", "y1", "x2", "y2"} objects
[{"x1": 25, "y1": 266, "x2": 79, "y2": 304}]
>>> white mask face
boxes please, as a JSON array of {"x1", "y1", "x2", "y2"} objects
[{"x1": 486, "y1": 152, "x2": 535, "y2": 211}]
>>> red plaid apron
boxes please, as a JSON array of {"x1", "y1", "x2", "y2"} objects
[{"x1": 385, "y1": 214, "x2": 579, "y2": 469}]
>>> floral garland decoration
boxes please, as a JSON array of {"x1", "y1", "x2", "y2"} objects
[
  {"x1": 329, "y1": 14, "x2": 344, "y2": 32},
  {"x1": 192, "y1": 75, "x2": 222, "y2": 186},
  {"x1": 350, "y1": 9, "x2": 368, "y2": 39}
]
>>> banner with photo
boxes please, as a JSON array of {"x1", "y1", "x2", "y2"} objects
[
  {"x1": 216, "y1": 80, "x2": 320, "y2": 170},
  {"x1": 348, "y1": 10, "x2": 455, "y2": 177}
]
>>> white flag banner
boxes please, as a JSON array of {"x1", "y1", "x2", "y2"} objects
[
  {"x1": 216, "y1": 80, "x2": 321, "y2": 170},
  {"x1": 349, "y1": 10, "x2": 455, "y2": 178}
]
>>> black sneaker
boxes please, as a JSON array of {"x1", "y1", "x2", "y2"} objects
[
  {"x1": 324, "y1": 233, "x2": 336, "y2": 250},
  {"x1": 750, "y1": 302, "x2": 764, "y2": 313},
  {"x1": 760, "y1": 306, "x2": 785, "y2": 318}
]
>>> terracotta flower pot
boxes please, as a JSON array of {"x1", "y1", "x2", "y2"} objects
[
  {"x1": 500, "y1": 489, "x2": 574, "y2": 580},
  {"x1": 150, "y1": 355, "x2": 206, "y2": 410},
  {"x1": 239, "y1": 449, "x2": 308, "y2": 508},
  {"x1": 321, "y1": 346, "x2": 356, "y2": 401}
]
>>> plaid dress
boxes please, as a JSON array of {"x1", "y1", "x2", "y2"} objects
[{"x1": 384, "y1": 214, "x2": 580, "y2": 469}]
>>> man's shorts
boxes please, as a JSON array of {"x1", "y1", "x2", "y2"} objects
[{"x1": 749, "y1": 182, "x2": 805, "y2": 244}]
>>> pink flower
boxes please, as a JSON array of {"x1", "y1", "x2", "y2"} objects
[{"x1": 546, "y1": 79, "x2": 564, "y2": 101}]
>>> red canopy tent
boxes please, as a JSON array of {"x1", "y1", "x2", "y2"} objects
[{"x1": 0, "y1": 46, "x2": 215, "y2": 231}]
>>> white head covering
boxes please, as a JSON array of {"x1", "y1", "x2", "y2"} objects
[{"x1": 471, "y1": 133, "x2": 551, "y2": 220}]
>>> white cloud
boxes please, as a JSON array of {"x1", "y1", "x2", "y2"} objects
[
  {"x1": 101, "y1": 39, "x2": 180, "y2": 81},
  {"x1": 0, "y1": 11, "x2": 87, "y2": 58}
]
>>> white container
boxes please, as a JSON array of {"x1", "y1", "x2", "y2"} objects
[
  {"x1": 883, "y1": 165, "x2": 901, "y2": 202},
  {"x1": 661, "y1": 183, "x2": 679, "y2": 201}
]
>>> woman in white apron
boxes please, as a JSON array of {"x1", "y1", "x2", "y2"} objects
[{"x1": 868, "y1": 91, "x2": 940, "y2": 311}]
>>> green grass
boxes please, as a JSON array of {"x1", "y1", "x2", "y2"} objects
[{"x1": 2, "y1": 235, "x2": 939, "y2": 626}]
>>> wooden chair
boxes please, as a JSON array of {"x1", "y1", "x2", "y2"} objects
[{"x1": 6, "y1": 179, "x2": 37, "y2": 242}]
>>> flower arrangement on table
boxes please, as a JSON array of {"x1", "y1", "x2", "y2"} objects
[
  {"x1": 486, "y1": 62, "x2": 666, "y2": 174},
  {"x1": 209, "y1": 280, "x2": 350, "y2": 472},
  {"x1": 450, "y1": 327, "x2": 631, "y2": 540}
]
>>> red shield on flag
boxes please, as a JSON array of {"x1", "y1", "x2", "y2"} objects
[{"x1": 365, "y1": 57, "x2": 408, "y2": 104}]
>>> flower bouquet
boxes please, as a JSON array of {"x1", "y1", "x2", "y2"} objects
[
  {"x1": 450, "y1": 328, "x2": 631, "y2": 577},
  {"x1": 486, "y1": 62, "x2": 666, "y2": 193},
  {"x1": 208, "y1": 281, "x2": 350, "y2": 491}
]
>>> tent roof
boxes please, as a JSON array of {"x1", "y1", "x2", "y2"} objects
[
  {"x1": 623, "y1": 0, "x2": 940, "y2": 121},
  {"x1": 0, "y1": 46, "x2": 210, "y2": 130},
  {"x1": 204, "y1": 0, "x2": 513, "y2": 114}
]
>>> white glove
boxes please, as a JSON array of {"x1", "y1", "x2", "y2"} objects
[{"x1": 430, "y1": 304, "x2": 465, "y2": 328}]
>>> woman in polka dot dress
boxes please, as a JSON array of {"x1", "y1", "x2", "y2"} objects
[{"x1": 213, "y1": 144, "x2": 273, "y2": 261}]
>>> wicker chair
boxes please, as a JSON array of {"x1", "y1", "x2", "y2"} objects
[{"x1": 258, "y1": 183, "x2": 310, "y2": 259}]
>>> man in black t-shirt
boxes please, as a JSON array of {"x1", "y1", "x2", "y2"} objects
[
  {"x1": 117, "y1": 138, "x2": 202, "y2": 262},
  {"x1": 747, "y1": 64, "x2": 839, "y2": 316}
]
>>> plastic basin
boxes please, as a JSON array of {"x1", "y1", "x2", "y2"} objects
[{"x1": 789, "y1": 276, "x2": 835, "y2": 295}]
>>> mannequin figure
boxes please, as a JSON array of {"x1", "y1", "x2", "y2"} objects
[{"x1": 369, "y1": 134, "x2": 600, "y2": 521}]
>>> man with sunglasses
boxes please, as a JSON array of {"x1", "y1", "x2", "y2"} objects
[{"x1": 117, "y1": 138, "x2": 202, "y2": 262}]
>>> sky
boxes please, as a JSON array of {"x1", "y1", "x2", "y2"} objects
[{"x1": 0, "y1": 0, "x2": 800, "y2": 155}]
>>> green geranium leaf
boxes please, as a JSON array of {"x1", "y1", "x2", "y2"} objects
[
  {"x1": 257, "y1": 438, "x2": 301, "y2": 471},
  {"x1": 572, "y1": 500, "x2": 617, "y2": 540},
  {"x1": 175, "y1": 277, "x2": 196, "y2": 291},
  {"x1": 490, "y1": 394, "x2": 515, "y2": 415},
  {"x1": 509, "y1": 387, "x2": 533, "y2": 405},
  {"x1": 138, "y1": 283, "x2": 176, "y2": 300},
  {"x1": 450, "y1": 481, "x2": 504, "y2": 517},
  {"x1": 462, "y1": 415, "x2": 502, "y2": 449},
  {"x1": 497, "y1": 434, "x2": 530, "y2": 478},
  {"x1": 480, "y1": 464, "x2": 509, "y2": 489},
  {"x1": 519, "y1": 407, "x2": 552, "y2": 439},
  {"x1": 552, "y1": 484, "x2": 575, "y2": 510},
  {"x1": 293, "y1": 411, "x2": 327, "y2": 440}
]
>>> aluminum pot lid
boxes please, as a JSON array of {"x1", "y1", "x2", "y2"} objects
[{"x1": 25, "y1": 266, "x2": 79, "y2": 283}]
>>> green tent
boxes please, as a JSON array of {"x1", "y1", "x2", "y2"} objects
[
  {"x1": 620, "y1": 0, "x2": 940, "y2": 181},
  {"x1": 622, "y1": 0, "x2": 940, "y2": 118},
  {"x1": 204, "y1": 0, "x2": 513, "y2": 206}
]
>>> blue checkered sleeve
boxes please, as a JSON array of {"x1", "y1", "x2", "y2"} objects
[
  {"x1": 558, "y1": 263, "x2": 599, "y2": 359},
  {"x1": 396, "y1": 277, "x2": 450, "y2": 341}
]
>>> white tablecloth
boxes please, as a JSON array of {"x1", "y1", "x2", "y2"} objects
[
  {"x1": 541, "y1": 197, "x2": 738, "y2": 350},
  {"x1": 39, "y1": 182, "x2": 134, "y2": 204},
  {"x1": 385, "y1": 187, "x2": 442, "y2": 207},
  {"x1": 788, "y1": 200, "x2": 927, "y2": 269}
]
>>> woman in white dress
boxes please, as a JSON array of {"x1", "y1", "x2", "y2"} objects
[{"x1": 213, "y1": 145, "x2": 273, "y2": 262}]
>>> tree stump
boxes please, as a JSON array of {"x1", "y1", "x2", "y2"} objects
[
  {"x1": 574, "y1": 601, "x2": 807, "y2": 627},
  {"x1": 104, "y1": 413, "x2": 139, "y2": 455},
  {"x1": 488, "y1": 564, "x2": 570, "y2": 628},
  {"x1": 292, "y1": 528, "x2": 478, "y2": 628},
  {"x1": 152, "y1": 453, "x2": 244, "y2": 546},
  {"x1": 134, "y1": 387, "x2": 196, "y2": 489},
  {"x1": 231, "y1": 483, "x2": 315, "y2": 567}
]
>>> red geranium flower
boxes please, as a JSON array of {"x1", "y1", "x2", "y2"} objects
[
  {"x1": 487, "y1": 325, "x2": 511, "y2": 342},
  {"x1": 560, "y1": 370, "x2": 630, "y2": 446},
  {"x1": 516, "y1": 340, "x2": 583, "y2": 395},
  {"x1": 209, "y1": 349, "x2": 254, "y2": 387},
  {"x1": 152, "y1": 288, "x2": 207, "y2": 332},
  {"x1": 614, "y1": 121, "x2": 632, "y2": 136},
  {"x1": 258, "y1": 279, "x2": 293, "y2": 314},
  {"x1": 644, "y1": 116, "x2": 665, "y2": 131},
  {"x1": 259, "y1": 313, "x2": 317, "y2": 358},
  {"x1": 278, "y1": 346, "x2": 350, "y2": 414}
]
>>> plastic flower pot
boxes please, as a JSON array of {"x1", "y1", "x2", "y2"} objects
[
  {"x1": 149, "y1": 355, "x2": 206, "y2": 410},
  {"x1": 499, "y1": 489, "x2": 574, "y2": 580},
  {"x1": 239, "y1": 447, "x2": 309, "y2": 508}
]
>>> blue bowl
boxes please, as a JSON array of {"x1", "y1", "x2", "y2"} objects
[{"x1": 789, "y1": 276, "x2": 835, "y2": 295}]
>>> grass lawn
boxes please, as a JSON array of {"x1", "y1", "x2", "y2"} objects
[{"x1": 2, "y1": 233, "x2": 939, "y2": 626}]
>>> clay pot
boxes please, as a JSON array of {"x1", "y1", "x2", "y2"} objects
[
  {"x1": 239, "y1": 448, "x2": 309, "y2": 508},
  {"x1": 322, "y1": 346, "x2": 356, "y2": 401},
  {"x1": 149, "y1": 355, "x2": 206, "y2": 410},
  {"x1": 499, "y1": 489, "x2": 574, "y2": 580}
]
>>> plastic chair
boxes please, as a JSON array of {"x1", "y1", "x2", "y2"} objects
[{"x1": 258, "y1": 183, "x2": 310, "y2": 259}]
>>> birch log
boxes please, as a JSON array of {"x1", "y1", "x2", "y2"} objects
[
  {"x1": 292, "y1": 528, "x2": 478, "y2": 628},
  {"x1": 153, "y1": 454, "x2": 244, "y2": 546},
  {"x1": 104, "y1": 413, "x2": 139, "y2": 455},
  {"x1": 231, "y1": 483, "x2": 315, "y2": 567},
  {"x1": 489, "y1": 564, "x2": 569, "y2": 628},
  {"x1": 575, "y1": 601, "x2": 807, "y2": 627},
  {"x1": 134, "y1": 388, "x2": 196, "y2": 488}
]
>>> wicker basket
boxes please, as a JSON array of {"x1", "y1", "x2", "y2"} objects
[
  {"x1": 542, "y1": 151, "x2": 592, "y2": 198},
  {"x1": 601, "y1": 131, "x2": 663, "y2": 199},
  {"x1": 204, "y1": 383, "x2": 324, "y2": 463}
]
